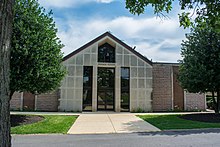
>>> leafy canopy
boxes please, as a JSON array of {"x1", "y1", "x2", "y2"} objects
[
  {"x1": 11, "y1": 0, "x2": 66, "y2": 94},
  {"x1": 125, "y1": 0, "x2": 220, "y2": 29},
  {"x1": 179, "y1": 26, "x2": 220, "y2": 93}
]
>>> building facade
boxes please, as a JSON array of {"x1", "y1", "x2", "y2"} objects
[{"x1": 10, "y1": 32, "x2": 206, "y2": 112}]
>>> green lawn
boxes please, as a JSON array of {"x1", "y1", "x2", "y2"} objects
[
  {"x1": 11, "y1": 115, "x2": 78, "y2": 134},
  {"x1": 139, "y1": 115, "x2": 220, "y2": 130}
]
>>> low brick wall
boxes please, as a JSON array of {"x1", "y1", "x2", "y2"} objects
[
  {"x1": 10, "y1": 92, "x2": 22, "y2": 110},
  {"x1": 185, "y1": 92, "x2": 206, "y2": 111},
  {"x1": 36, "y1": 90, "x2": 59, "y2": 111}
]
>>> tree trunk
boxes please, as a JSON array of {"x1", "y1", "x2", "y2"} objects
[
  {"x1": 0, "y1": 0, "x2": 14, "y2": 147},
  {"x1": 9, "y1": 90, "x2": 14, "y2": 100}
]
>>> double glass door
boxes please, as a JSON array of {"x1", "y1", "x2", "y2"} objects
[{"x1": 97, "y1": 68, "x2": 115, "y2": 111}]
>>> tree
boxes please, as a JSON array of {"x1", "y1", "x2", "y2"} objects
[
  {"x1": 125, "y1": 0, "x2": 220, "y2": 29},
  {"x1": 178, "y1": 26, "x2": 220, "y2": 114},
  {"x1": 10, "y1": 0, "x2": 66, "y2": 98},
  {"x1": 0, "y1": 0, "x2": 14, "y2": 146}
]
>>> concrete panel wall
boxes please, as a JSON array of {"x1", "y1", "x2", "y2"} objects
[
  {"x1": 59, "y1": 36, "x2": 153, "y2": 112},
  {"x1": 59, "y1": 43, "x2": 98, "y2": 112},
  {"x1": 123, "y1": 51, "x2": 152, "y2": 112}
]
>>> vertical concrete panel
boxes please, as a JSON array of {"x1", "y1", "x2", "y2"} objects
[
  {"x1": 67, "y1": 77, "x2": 74, "y2": 88},
  {"x1": 76, "y1": 54, "x2": 83, "y2": 65},
  {"x1": 138, "y1": 67, "x2": 145, "y2": 77},
  {"x1": 130, "y1": 90, "x2": 138, "y2": 111},
  {"x1": 115, "y1": 66, "x2": 121, "y2": 112},
  {"x1": 116, "y1": 55, "x2": 123, "y2": 65},
  {"x1": 131, "y1": 55, "x2": 137, "y2": 66},
  {"x1": 90, "y1": 54, "x2": 97, "y2": 65},
  {"x1": 68, "y1": 66, "x2": 75, "y2": 76},
  {"x1": 116, "y1": 46, "x2": 123, "y2": 54},
  {"x1": 138, "y1": 59, "x2": 144, "y2": 66},
  {"x1": 124, "y1": 55, "x2": 130, "y2": 66},
  {"x1": 67, "y1": 57, "x2": 76, "y2": 65},
  {"x1": 92, "y1": 66, "x2": 97, "y2": 112},
  {"x1": 66, "y1": 89, "x2": 74, "y2": 100},
  {"x1": 84, "y1": 54, "x2": 91, "y2": 65},
  {"x1": 131, "y1": 67, "x2": 137, "y2": 77},
  {"x1": 75, "y1": 66, "x2": 83, "y2": 76}
]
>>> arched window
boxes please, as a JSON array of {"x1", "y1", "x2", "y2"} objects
[{"x1": 98, "y1": 43, "x2": 115, "y2": 63}]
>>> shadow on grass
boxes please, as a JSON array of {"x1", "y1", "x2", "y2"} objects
[{"x1": 11, "y1": 115, "x2": 44, "y2": 127}]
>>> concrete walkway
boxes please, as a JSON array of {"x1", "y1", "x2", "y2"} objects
[{"x1": 67, "y1": 112, "x2": 160, "y2": 134}]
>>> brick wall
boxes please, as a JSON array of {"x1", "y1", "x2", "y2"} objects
[
  {"x1": 36, "y1": 90, "x2": 59, "y2": 111},
  {"x1": 152, "y1": 64, "x2": 173, "y2": 111},
  {"x1": 10, "y1": 92, "x2": 22, "y2": 110},
  {"x1": 185, "y1": 92, "x2": 206, "y2": 111}
]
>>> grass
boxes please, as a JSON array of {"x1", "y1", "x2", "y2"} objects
[
  {"x1": 11, "y1": 115, "x2": 78, "y2": 134},
  {"x1": 139, "y1": 115, "x2": 220, "y2": 130}
]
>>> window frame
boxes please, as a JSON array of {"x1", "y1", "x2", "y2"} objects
[{"x1": 98, "y1": 43, "x2": 115, "y2": 63}]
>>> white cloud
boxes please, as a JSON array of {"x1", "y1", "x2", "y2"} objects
[
  {"x1": 38, "y1": 0, "x2": 115, "y2": 8},
  {"x1": 136, "y1": 39, "x2": 182, "y2": 62},
  {"x1": 56, "y1": 15, "x2": 187, "y2": 62},
  {"x1": 96, "y1": 0, "x2": 115, "y2": 3}
]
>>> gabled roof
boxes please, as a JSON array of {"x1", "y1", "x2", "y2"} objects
[{"x1": 63, "y1": 32, "x2": 152, "y2": 65}]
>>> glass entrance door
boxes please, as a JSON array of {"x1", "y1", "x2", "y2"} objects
[{"x1": 97, "y1": 68, "x2": 115, "y2": 111}]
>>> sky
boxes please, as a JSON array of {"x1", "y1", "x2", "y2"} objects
[{"x1": 38, "y1": 0, "x2": 189, "y2": 62}]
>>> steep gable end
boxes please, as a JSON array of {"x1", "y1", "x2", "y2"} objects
[{"x1": 63, "y1": 32, "x2": 152, "y2": 65}]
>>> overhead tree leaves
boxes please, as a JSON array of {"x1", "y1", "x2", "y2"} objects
[{"x1": 125, "y1": 0, "x2": 220, "y2": 29}]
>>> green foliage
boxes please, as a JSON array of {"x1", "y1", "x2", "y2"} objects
[
  {"x1": 206, "y1": 96, "x2": 216, "y2": 110},
  {"x1": 179, "y1": 25, "x2": 220, "y2": 113},
  {"x1": 11, "y1": 115, "x2": 77, "y2": 134},
  {"x1": 11, "y1": 0, "x2": 66, "y2": 94},
  {"x1": 126, "y1": 0, "x2": 174, "y2": 15},
  {"x1": 179, "y1": 26, "x2": 220, "y2": 93},
  {"x1": 125, "y1": 0, "x2": 220, "y2": 29}
]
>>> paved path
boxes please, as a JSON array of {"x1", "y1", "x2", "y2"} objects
[{"x1": 67, "y1": 112, "x2": 160, "y2": 134}]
